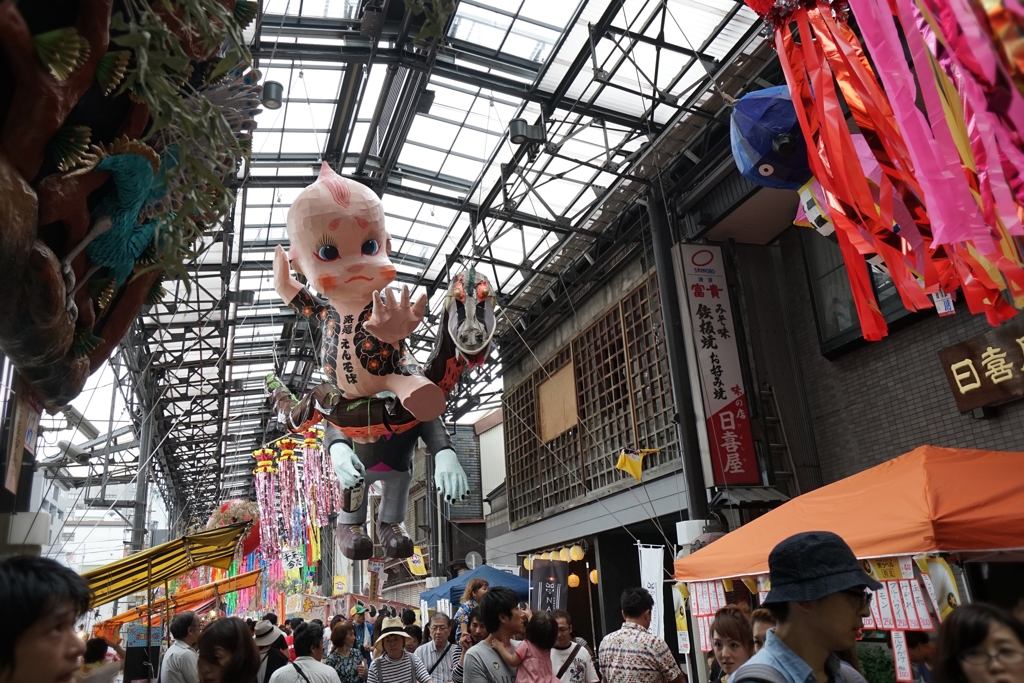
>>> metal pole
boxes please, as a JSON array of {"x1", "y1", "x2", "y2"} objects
[
  {"x1": 130, "y1": 410, "x2": 152, "y2": 553},
  {"x1": 436, "y1": 488, "x2": 444, "y2": 576},
  {"x1": 147, "y1": 558, "x2": 154, "y2": 682},
  {"x1": 646, "y1": 185, "x2": 709, "y2": 522},
  {"x1": 585, "y1": 560, "x2": 598, "y2": 645}
]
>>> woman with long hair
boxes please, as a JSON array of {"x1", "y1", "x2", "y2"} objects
[
  {"x1": 324, "y1": 621, "x2": 367, "y2": 683},
  {"x1": 936, "y1": 604, "x2": 1024, "y2": 683},
  {"x1": 454, "y1": 579, "x2": 489, "y2": 639},
  {"x1": 196, "y1": 617, "x2": 260, "y2": 683}
]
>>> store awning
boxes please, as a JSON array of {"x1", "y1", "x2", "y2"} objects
[
  {"x1": 94, "y1": 568, "x2": 263, "y2": 629},
  {"x1": 710, "y1": 487, "x2": 790, "y2": 508},
  {"x1": 674, "y1": 445, "x2": 1024, "y2": 581},
  {"x1": 83, "y1": 523, "x2": 250, "y2": 607}
]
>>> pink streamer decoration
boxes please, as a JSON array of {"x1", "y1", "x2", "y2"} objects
[
  {"x1": 845, "y1": 0, "x2": 990, "y2": 247},
  {"x1": 915, "y1": 0, "x2": 1024, "y2": 239},
  {"x1": 254, "y1": 467, "x2": 280, "y2": 563},
  {"x1": 278, "y1": 458, "x2": 298, "y2": 541}
]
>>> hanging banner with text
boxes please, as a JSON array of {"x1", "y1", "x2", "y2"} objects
[
  {"x1": 638, "y1": 545, "x2": 665, "y2": 640},
  {"x1": 530, "y1": 560, "x2": 568, "y2": 612},
  {"x1": 678, "y1": 245, "x2": 760, "y2": 485}
]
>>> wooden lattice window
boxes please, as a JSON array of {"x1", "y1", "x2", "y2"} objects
[
  {"x1": 504, "y1": 375, "x2": 541, "y2": 523},
  {"x1": 504, "y1": 274, "x2": 678, "y2": 527},
  {"x1": 622, "y1": 276, "x2": 678, "y2": 470},
  {"x1": 572, "y1": 307, "x2": 634, "y2": 492}
]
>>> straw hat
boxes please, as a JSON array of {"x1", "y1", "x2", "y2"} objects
[{"x1": 372, "y1": 617, "x2": 414, "y2": 654}]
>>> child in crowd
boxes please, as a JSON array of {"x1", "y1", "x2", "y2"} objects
[{"x1": 488, "y1": 610, "x2": 559, "y2": 683}]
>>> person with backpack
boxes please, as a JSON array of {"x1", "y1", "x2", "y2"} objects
[{"x1": 730, "y1": 531, "x2": 880, "y2": 683}]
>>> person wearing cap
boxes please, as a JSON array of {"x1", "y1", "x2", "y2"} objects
[
  {"x1": 268, "y1": 622, "x2": 340, "y2": 683},
  {"x1": 254, "y1": 620, "x2": 290, "y2": 683},
  {"x1": 731, "y1": 531, "x2": 881, "y2": 683},
  {"x1": 367, "y1": 617, "x2": 430, "y2": 683},
  {"x1": 351, "y1": 605, "x2": 375, "y2": 665}
]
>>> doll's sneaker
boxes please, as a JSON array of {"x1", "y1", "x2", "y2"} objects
[
  {"x1": 337, "y1": 523, "x2": 373, "y2": 560},
  {"x1": 376, "y1": 520, "x2": 414, "y2": 558}
]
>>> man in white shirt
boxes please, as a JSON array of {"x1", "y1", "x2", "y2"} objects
[
  {"x1": 160, "y1": 612, "x2": 201, "y2": 683},
  {"x1": 269, "y1": 622, "x2": 340, "y2": 683},
  {"x1": 414, "y1": 614, "x2": 455, "y2": 682},
  {"x1": 550, "y1": 611, "x2": 598, "y2": 683}
]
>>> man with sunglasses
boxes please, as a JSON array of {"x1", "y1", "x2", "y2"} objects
[{"x1": 733, "y1": 531, "x2": 880, "y2": 683}]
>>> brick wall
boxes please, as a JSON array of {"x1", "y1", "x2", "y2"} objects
[{"x1": 775, "y1": 226, "x2": 1024, "y2": 484}]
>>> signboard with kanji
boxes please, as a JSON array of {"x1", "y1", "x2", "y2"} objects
[
  {"x1": 937, "y1": 317, "x2": 1024, "y2": 413},
  {"x1": 678, "y1": 245, "x2": 760, "y2": 485}
]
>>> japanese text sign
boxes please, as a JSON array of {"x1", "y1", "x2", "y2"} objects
[
  {"x1": 679, "y1": 245, "x2": 759, "y2": 485},
  {"x1": 937, "y1": 317, "x2": 1024, "y2": 413}
]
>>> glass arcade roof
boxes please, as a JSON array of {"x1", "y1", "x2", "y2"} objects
[{"x1": 125, "y1": 0, "x2": 772, "y2": 525}]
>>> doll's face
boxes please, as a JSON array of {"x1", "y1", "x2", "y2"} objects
[{"x1": 286, "y1": 164, "x2": 395, "y2": 302}]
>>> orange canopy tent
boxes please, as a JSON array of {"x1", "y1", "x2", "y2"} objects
[{"x1": 674, "y1": 445, "x2": 1024, "y2": 581}]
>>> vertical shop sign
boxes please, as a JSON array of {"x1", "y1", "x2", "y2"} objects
[
  {"x1": 891, "y1": 631, "x2": 914, "y2": 682},
  {"x1": 899, "y1": 581, "x2": 921, "y2": 630},
  {"x1": 4, "y1": 382, "x2": 42, "y2": 494},
  {"x1": 678, "y1": 245, "x2": 760, "y2": 485},
  {"x1": 876, "y1": 582, "x2": 896, "y2": 629},
  {"x1": 888, "y1": 581, "x2": 909, "y2": 629},
  {"x1": 909, "y1": 580, "x2": 934, "y2": 630},
  {"x1": 638, "y1": 545, "x2": 665, "y2": 639}
]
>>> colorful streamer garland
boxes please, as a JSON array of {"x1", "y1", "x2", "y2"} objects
[
  {"x1": 748, "y1": 0, "x2": 1024, "y2": 338},
  {"x1": 276, "y1": 438, "x2": 300, "y2": 544}
]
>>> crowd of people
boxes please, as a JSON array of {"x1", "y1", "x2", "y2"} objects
[{"x1": 2, "y1": 531, "x2": 1023, "y2": 683}]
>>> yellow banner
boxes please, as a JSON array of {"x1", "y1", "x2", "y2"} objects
[
  {"x1": 407, "y1": 547, "x2": 428, "y2": 576},
  {"x1": 868, "y1": 558, "x2": 902, "y2": 581}
]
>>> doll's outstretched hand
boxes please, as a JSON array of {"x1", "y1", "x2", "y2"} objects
[
  {"x1": 363, "y1": 285, "x2": 426, "y2": 344},
  {"x1": 273, "y1": 245, "x2": 303, "y2": 303}
]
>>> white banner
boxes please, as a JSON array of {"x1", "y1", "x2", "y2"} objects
[
  {"x1": 639, "y1": 545, "x2": 665, "y2": 640},
  {"x1": 892, "y1": 631, "x2": 913, "y2": 682}
]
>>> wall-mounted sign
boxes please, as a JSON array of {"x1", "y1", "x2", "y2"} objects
[
  {"x1": 5, "y1": 382, "x2": 42, "y2": 494},
  {"x1": 937, "y1": 317, "x2": 1024, "y2": 413},
  {"x1": 678, "y1": 245, "x2": 760, "y2": 485}
]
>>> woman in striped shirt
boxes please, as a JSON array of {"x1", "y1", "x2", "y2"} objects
[{"x1": 367, "y1": 618, "x2": 431, "y2": 683}]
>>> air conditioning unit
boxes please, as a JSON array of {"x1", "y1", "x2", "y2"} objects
[{"x1": 425, "y1": 577, "x2": 447, "y2": 589}]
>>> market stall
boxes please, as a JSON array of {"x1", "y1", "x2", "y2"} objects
[
  {"x1": 83, "y1": 522, "x2": 251, "y2": 607},
  {"x1": 674, "y1": 445, "x2": 1024, "y2": 582},
  {"x1": 91, "y1": 569, "x2": 263, "y2": 641},
  {"x1": 672, "y1": 445, "x2": 1024, "y2": 679}
]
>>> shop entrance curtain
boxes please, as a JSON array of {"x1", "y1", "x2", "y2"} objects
[
  {"x1": 674, "y1": 446, "x2": 1024, "y2": 581},
  {"x1": 83, "y1": 522, "x2": 250, "y2": 607}
]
